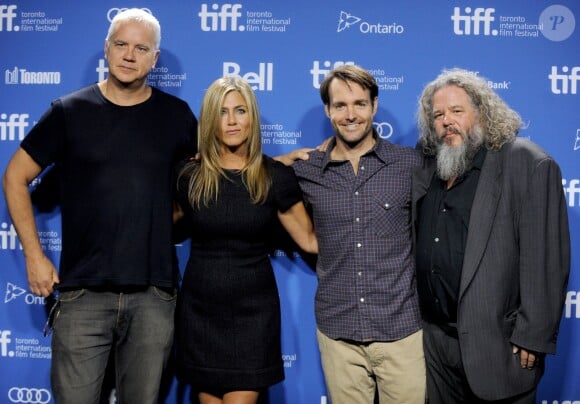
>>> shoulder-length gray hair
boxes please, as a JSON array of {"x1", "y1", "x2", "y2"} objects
[{"x1": 417, "y1": 68, "x2": 523, "y2": 155}]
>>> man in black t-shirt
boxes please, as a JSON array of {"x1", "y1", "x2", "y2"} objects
[{"x1": 2, "y1": 8, "x2": 197, "y2": 404}]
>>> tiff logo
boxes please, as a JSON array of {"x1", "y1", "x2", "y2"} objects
[
  {"x1": 0, "y1": 113, "x2": 29, "y2": 141},
  {"x1": 565, "y1": 291, "x2": 580, "y2": 318},
  {"x1": 310, "y1": 60, "x2": 355, "y2": 89},
  {"x1": 96, "y1": 58, "x2": 109, "y2": 82},
  {"x1": 562, "y1": 179, "x2": 580, "y2": 207},
  {"x1": 451, "y1": 7, "x2": 496, "y2": 35},
  {"x1": 199, "y1": 3, "x2": 243, "y2": 32},
  {"x1": 0, "y1": 5, "x2": 18, "y2": 31},
  {"x1": 0, "y1": 330, "x2": 11, "y2": 357},
  {"x1": 549, "y1": 66, "x2": 580, "y2": 94},
  {"x1": 0, "y1": 222, "x2": 21, "y2": 250}
]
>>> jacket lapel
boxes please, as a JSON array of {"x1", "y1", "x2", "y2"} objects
[{"x1": 459, "y1": 150, "x2": 502, "y2": 300}]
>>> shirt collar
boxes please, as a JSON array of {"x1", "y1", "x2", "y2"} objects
[
  {"x1": 320, "y1": 130, "x2": 391, "y2": 172},
  {"x1": 471, "y1": 146, "x2": 487, "y2": 171}
]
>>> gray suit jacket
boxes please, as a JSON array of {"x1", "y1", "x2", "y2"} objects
[{"x1": 412, "y1": 138, "x2": 570, "y2": 400}]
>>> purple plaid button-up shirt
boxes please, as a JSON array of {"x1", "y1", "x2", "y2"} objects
[{"x1": 293, "y1": 136, "x2": 422, "y2": 342}]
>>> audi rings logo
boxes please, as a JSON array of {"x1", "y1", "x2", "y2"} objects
[
  {"x1": 107, "y1": 7, "x2": 153, "y2": 22},
  {"x1": 373, "y1": 122, "x2": 393, "y2": 139},
  {"x1": 8, "y1": 387, "x2": 51, "y2": 404}
]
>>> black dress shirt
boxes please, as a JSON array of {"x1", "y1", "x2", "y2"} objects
[{"x1": 416, "y1": 148, "x2": 487, "y2": 325}]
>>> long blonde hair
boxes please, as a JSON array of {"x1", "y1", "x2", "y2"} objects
[{"x1": 180, "y1": 76, "x2": 270, "y2": 208}]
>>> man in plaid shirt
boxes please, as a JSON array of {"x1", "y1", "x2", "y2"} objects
[{"x1": 289, "y1": 65, "x2": 425, "y2": 403}]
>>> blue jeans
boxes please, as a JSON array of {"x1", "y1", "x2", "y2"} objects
[{"x1": 50, "y1": 286, "x2": 176, "y2": 404}]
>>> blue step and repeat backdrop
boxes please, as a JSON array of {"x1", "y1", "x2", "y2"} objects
[{"x1": 1, "y1": 1, "x2": 579, "y2": 403}]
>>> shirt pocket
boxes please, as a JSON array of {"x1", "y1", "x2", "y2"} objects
[{"x1": 372, "y1": 192, "x2": 410, "y2": 238}]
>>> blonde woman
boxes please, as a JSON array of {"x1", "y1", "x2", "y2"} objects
[{"x1": 175, "y1": 76, "x2": 317, "y2": 404}]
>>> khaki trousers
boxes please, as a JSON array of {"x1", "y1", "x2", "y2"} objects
[{"x1": 317, "y1": 328, "x2": 426, "y2": 404}]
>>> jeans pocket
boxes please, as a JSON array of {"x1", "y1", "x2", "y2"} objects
[
  {"x1": 152, "y1": 286, "x2": 177, "y2": 302},
  {"x1": 50, "y1": 289, "x2": 85, "y2": 333},
  {"x1": 58, "y1": 288, "x2": 86, "y2": 302}
]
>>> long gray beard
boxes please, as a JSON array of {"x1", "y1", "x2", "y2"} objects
[{"x1": 436, "y1": 126, "x2": 484, "y2": 181}]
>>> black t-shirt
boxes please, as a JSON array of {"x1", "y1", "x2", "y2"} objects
[{"x1": 21, "y1": 84, "x2": 197, "y2": 289}]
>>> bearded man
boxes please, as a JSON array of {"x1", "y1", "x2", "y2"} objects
[{"x1": 412, "y1": 68, "x2": 570, "y2": 404}]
